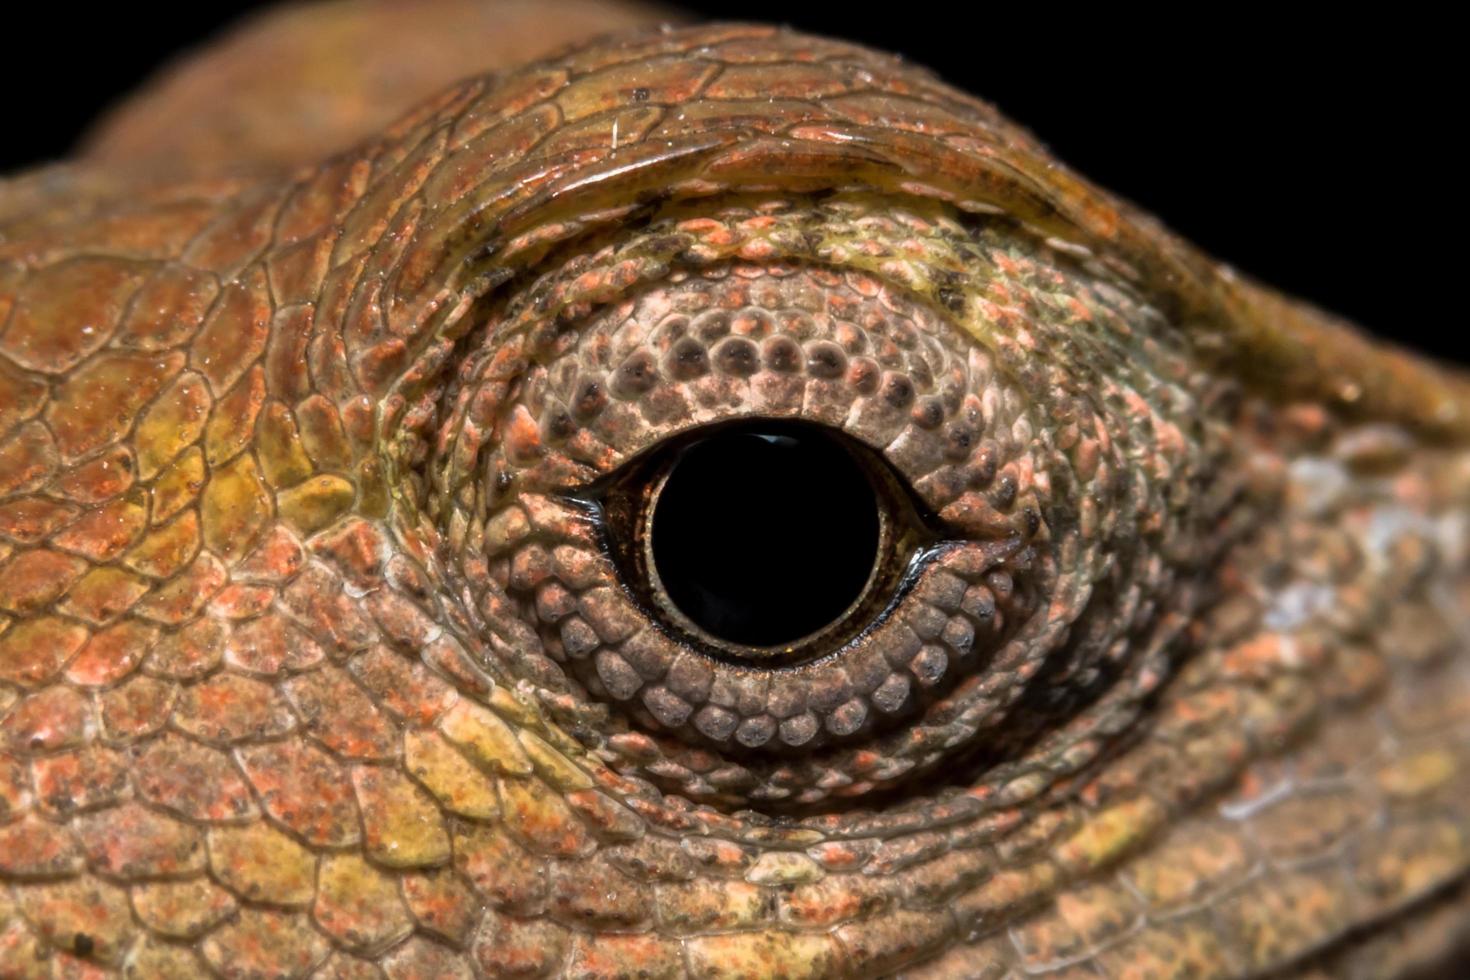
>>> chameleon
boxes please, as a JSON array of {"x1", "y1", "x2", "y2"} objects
[{"x1": 3, "y1": 2, "x2": 1470, "y2": 977}]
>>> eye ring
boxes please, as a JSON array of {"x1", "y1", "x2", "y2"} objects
[{"x1": 582, "y1": 418, "x2": 943, "y2": 669}]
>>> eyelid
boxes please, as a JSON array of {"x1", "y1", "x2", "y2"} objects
[
  {"x1": 493, "y1": 252, "x2": 1048, "y2": 763},
  {"x1": 408, "y1": 188, "x2": 1223, "y2": 810}
]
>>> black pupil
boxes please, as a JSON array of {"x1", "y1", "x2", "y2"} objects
[{"x1": 650, "y1": 423, "x2": 880, "y2": 647}]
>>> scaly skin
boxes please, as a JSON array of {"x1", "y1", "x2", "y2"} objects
[{"x1": 3, "y1": 11, "x2": 1470, "y2": 979}]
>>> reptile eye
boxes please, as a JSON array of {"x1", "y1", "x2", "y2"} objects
[
  {"x1": 427, "y1": 238, "x2": 1062, "y2": 794},
  {"x1": 418, "y1": 183, "x2": 1218, "y2": 807},
  {"x1": 588, "y1": 419, "x2": 937, "y2": 660}
]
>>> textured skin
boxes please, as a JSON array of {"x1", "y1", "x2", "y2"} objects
[
  {"x1": 3, "y1": 8, "x2": 1470, "y2": 979},
  {"x1": 80, "y1": 0, "x2": 677, "y2": 173}
]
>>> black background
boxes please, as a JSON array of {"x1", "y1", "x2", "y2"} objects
[{"x1": 3, "y1": 4, "x2": 1460, "y2": 363}]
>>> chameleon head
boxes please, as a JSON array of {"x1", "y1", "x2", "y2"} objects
[
  {"x1": 3, "y1": 18, "x2": 1469, "y2": 980},
  {"x1": 353, "y1": 24, "x2": 1470, "y2": 975}
]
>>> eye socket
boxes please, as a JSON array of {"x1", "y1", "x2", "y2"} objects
[
  {"x1": 405, "y1": 191, "x2": 1209, "y2": 806},
  {"x1": 587, "y1": 419, "x2": 940, "y2": 666}
]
